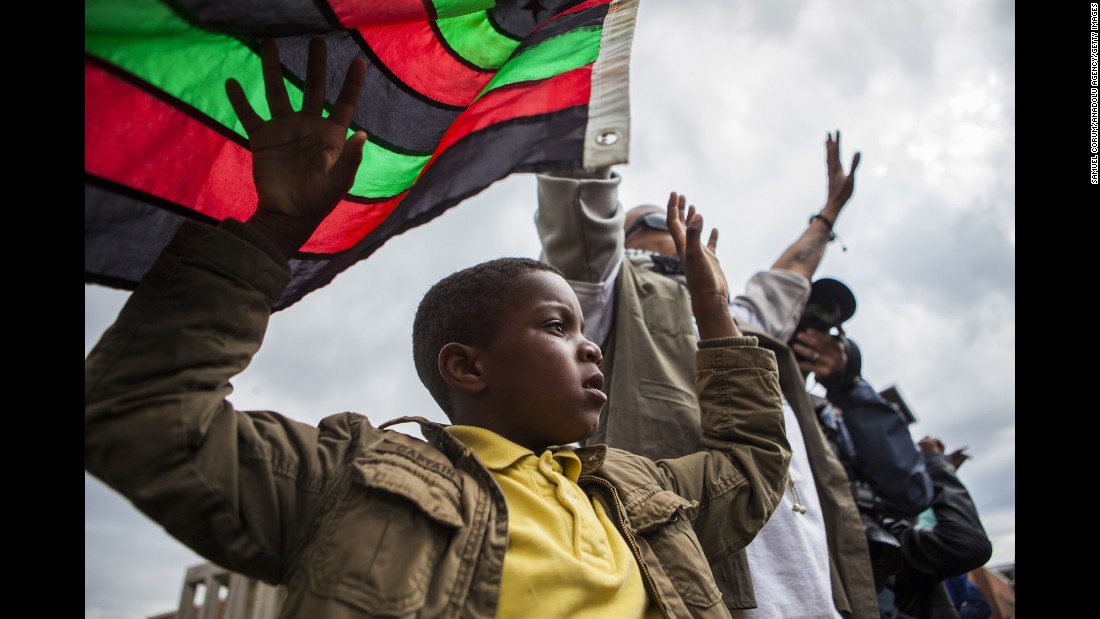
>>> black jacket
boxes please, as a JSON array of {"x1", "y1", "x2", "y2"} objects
[{"x1": 882, "y1": 452, "x2": 994, "y2": 619}]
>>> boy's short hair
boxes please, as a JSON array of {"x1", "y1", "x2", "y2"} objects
[{"x1": 412, "y1": 257, "x2": 564, "y2": 419}]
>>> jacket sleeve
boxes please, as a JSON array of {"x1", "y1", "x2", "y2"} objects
[
  {"x1": 85, "y1": 219, "x2": 353, "y2": 584},
  {"x1": 895, "y1": 453, "x2": 993, "y2": 585},
  {"x1": 657, "y1": 336, "x2": 791, "y2": 563},
  {"x1": 827, "y1": 378, "x2": 933, "y2": 517},
  {"x1": 534, "y1": 168, "x2": 624, "y2": 346}
]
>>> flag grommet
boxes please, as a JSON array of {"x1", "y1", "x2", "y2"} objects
[{"x1": 595, "y1": 131, "x2": 620, "y2": 146}]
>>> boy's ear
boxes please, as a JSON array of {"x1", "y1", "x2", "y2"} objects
[{"x1": 438, "y1": 342, "x2": 487, "y2": 396}]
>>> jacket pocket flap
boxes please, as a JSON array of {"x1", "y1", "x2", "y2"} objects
[
  {"x1": 629, "y1": 489, "x2": 698, "y2": 534},
  {"x1": 350, "y1": 445, "x2": 465, "y2": 528}
]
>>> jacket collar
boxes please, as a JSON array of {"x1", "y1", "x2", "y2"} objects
[
  {"x1": 380, "y1": 416, "x2": 467, "y2": 461},
  {"x1": 574, "y1": 444, "x2": 608, "y2": 474},
  {"x1": 381, "y1": 416, "x2": 609, "y2": 475}
]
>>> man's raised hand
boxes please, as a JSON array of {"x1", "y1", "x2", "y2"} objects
[{"x1": 824, "y1": 130, "x2": 861, "y2": 216}]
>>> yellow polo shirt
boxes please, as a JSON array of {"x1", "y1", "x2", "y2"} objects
[{"x1": 446, "y1": 426, "x2": 660, "y2": 619}]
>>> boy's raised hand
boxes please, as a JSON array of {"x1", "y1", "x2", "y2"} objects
[
  {"x1": 225, "y1": 38, "x2": 368, "y2": 257},
  {"x1": 666, "y1": 192, "x2": 740, "y2": 340}
]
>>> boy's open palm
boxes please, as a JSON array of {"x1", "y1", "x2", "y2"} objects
[
  {"x1": 225, "y1": 38, "x2": 368, "y2": 255},
  {"x1": 666, "y1": 192, "x2": 739, "y2": 339}
]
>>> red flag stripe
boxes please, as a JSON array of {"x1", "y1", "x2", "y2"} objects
[
  {"x1": 326, "y1": 0, "x2": 429, "y2": 27},
  {"x1": 357, "y1": 20, "x2": 494, "y2": 108},
  {"x1": 430, "y1": 65, "x2": 592, "y2": 165},
  {"x1": 85, "y1": 61, "x2": 258, "y2": 224},
  {"x1": 309, "y1": 193, "x2": 405, "y2": 253}
]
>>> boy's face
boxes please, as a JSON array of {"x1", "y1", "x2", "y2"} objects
[{"x1": 478, "y1": 271, "x2": 606, "y2": 452}]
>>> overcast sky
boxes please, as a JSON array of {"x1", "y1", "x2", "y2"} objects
[{"x1": 85, "y1": 1, "x2": 1015, "y2": 617}]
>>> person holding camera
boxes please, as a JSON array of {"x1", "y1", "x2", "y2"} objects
[{"x1": 796, "y1": 319, "x2": 933, "y2": 523}]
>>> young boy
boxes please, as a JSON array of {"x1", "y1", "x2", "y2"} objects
[{"x1": 84, "y1": 39, "x2": 790, "y2": 618}]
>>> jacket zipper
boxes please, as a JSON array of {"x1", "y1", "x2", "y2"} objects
[{"x1": 580, "y1": 475, "x2": 671, "y2": 618}]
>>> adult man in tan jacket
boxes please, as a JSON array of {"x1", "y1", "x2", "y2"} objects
[{"x1": 534, "y1": 133, "x2": 878, "y2": 618}]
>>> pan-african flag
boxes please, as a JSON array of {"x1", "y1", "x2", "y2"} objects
[{"x1": 85, "y1": 0, "x2": 638, "y2": 309}]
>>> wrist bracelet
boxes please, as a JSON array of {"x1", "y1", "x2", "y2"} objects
[{"x1": 808, "y1": 213, "x2": 837, "y2": 241}]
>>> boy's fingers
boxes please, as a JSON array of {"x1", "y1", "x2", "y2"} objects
[
  {"x1": 225, "y1": 79, "x2": 263, "y2": 135},
  {"x1": 667, "y1": 191, "x2": 680, "y2": 211},
  {"x1": 329, "y1": 57, "x2": 368, "y2": 129},
  {"x1": 686, "y1": 213, "x2": 703, "y2": 244},
  {"x1": 333, "y1": 131, "x2": 368, "y2": 192},
  {"x1": 708, "y1": 228, "x2": 719, "y2": 252},
  {"x1": 850, "y1": 152, "x2": 862, "y2": 173},
  {"x1": 666, "y1": 192, "x2": 681, "y2": 227},
  {"x1": 301, "y1": 38, "x2": 328, "y2": 116},
  {"x1": 260, "y1": 39, "x2": 293, "y2": 117}
]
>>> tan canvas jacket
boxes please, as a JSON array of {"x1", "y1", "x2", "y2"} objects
[{"x1": 85, "y1": 220, "x2": 790, "y2": 619}]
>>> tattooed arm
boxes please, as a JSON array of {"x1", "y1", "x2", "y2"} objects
[{"x1": 771, "y1": 130, "x2": 861, "y2": 279}]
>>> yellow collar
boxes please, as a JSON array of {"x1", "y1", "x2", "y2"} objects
[{"x1": 445, "y1": 425, "x2": 582, "y2": 482}]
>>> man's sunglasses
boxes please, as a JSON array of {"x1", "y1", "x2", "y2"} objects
[{"x1": 624, "y1": 212, "x2": 669, "y2": 238}]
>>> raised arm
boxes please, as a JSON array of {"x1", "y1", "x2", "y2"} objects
[
  {"x1": 534, "y1": 167, "x2": 624, "y2": 345},
  {"x1": 651, "y1": 192, "x2": 787, "y2": 560},
  {"x1": 86, "y1": 38, "x2": 368, "y2": 582},
  {"x1": 665, "y1": 192, "x2": 738, "y2": 340},
  {"x1": 770, "y1": 131, "x2": 861, "y2": 278}
]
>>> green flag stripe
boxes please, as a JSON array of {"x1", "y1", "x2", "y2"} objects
[
  {"x1": 85, "y1": 0, "x2": 286, "y2": 137},
  {"x1": 349, "y1": 144, "x2": 431, "y2": 197},
  {"x1": 435, "y1": 11, "x2": 519, "y2": 70},
  {"x1": 477, "y1": 26, "x2": 602, "y2": 99}
]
